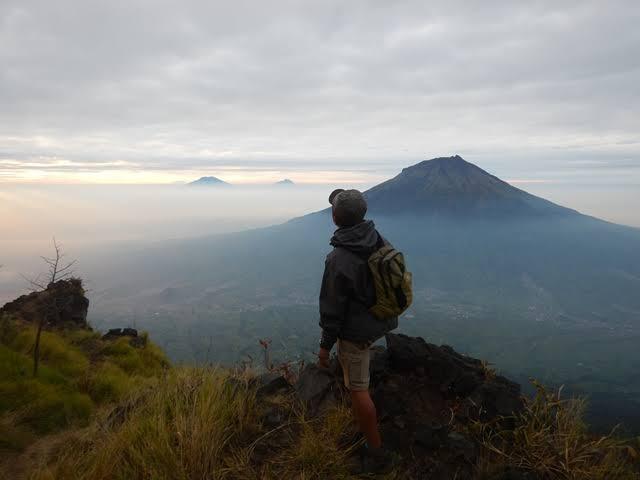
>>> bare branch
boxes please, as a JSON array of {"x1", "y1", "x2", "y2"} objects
[
  {"x1": 20, "y1": 273, "x2": 46, "y2": 291},
  {"x1": 44, "y1": 237, "x2": 76, "y2": 285},
  {"x1": 21, "y1": 237, "x2": 77, "y2": 292}
]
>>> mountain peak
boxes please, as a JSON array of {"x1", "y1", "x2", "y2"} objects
[
  {"x1": 275, "y1": 178, "x2": 295, "y2": 186},
  {"x1": 403, "y1": 154, "x2": 467, "y2": 170},
  {"x1": 365, "y1": 156, "x2": 575, "y2": 218},
  {"x1": 188, "y1": 176, "x2": 230, "y2": 187}
]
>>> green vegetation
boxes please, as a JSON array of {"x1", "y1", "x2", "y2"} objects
[
  {"x1": 28, "y1": 368, "x2": 362, "y2": 480},
  {"x1": 2, "y1": 313, "x2": 637, "y2": 479},
  {"x1": 0, "y1": 314, "x2": 168, "y2": 453}
]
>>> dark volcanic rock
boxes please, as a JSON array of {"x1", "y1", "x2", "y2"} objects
[
  {"x1": 0, "y1": 278, "x2": 89, "y2": 328},
  {"x1": 373, "y1": 334, "x2": 523, "y2": 477},
  {"x1": 414, "y1": 422, "x2": 448, "y2": 449},
  {"x1": 447, "y1": 431, "x2": 477, "y2": 462},
  {"x1": 289, "y1": 333, "x2": 524, "y2": 479},
  {"x1": 254, "y1": 372, "x2": 291, "y2": 397},
  {"x1": 250, "y1": 332, "x2": 527, "y2": 479},
  {"x1": 103, "y1": 327, "x2": 138, "y2": 339},
  {"x1": 382, "y1": 333, "x2": 522, "y2": 422},
  {"x1": 102, "y1": 328, "x2": 149, "y2": 348},
  {"x1": 295, "y1": 363, "x2": 342, "y2": 415}
]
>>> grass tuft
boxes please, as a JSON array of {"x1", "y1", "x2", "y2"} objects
[
  {"x1": 31, "y1": 367, "x2": 262, "y2": 480},
  {"x1": 474, "y1": 381, "x2": 640, "y2": 479}
]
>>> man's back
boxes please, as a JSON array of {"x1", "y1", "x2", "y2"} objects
[{"x1": 319, "y1": 219, "x2": 398, "y2": 351}]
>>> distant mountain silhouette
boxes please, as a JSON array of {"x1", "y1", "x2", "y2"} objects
[
  {"x1": 188, "y1": 176, "x2": 230, "y2": 187},
  {"x1": 363, "y1": 155, "x2": 576, "y2": 218},
  {"x1": 274, "y1": 178, "x2": 295, "y2": 186}
]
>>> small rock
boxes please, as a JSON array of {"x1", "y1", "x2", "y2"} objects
[
  {"x1": 295, "y1": 364, "x2": 336, "y2": 415},
  {"x1": 255, "y1": 373, "x2": 290, "y2": 397}
]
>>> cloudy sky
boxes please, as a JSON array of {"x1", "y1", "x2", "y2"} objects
[{"x1": 1, "y1": 0, "x2": 639, "y2": 184}]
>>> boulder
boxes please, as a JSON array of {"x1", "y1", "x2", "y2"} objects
[
  {"x1": 0, "y1": 278, "x2": 89, "y2": 328},
  {"x1": 295, "y1": 364, "x2": 340, "y2": 415},
  {"x1": 102, "y1": 328, "x2": 139, "y2": 339},
  {"x1": 254, "y1": 372, "x2": 291, "y2": 397}
]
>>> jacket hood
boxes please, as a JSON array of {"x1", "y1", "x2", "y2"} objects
[{"x1": 330, "y1": 220, "x2": 380, "y2": 255}]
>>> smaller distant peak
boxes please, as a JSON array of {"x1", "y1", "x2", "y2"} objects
[
  {"x1": 274, "y1": 178, "x2": 295, "y2": 186},
  {"x1": 188, "y1": 176, "x2": 230, "y2": 186}
]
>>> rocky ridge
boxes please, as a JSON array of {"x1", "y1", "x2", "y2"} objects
[{"x1": 257, "y1": 332, "x2": 524, "y2": 479}]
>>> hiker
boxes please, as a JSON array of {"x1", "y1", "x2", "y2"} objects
[{"x1": 317, "y1": 188, "x2": 411, "y2": 473}]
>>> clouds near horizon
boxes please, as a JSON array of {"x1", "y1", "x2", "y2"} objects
[{"x1": 1, "y1": 1, "x2": 639, "y2": 183}]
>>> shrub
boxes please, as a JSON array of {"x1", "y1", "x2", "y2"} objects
[
  {"x1": 19, "y1": 387, "x2": 93, "y2": 433},
  {"x1": 100, "y1": 336, "x2": 168, "y2": 377},
  {"x1": 10, "y1": 327, "x2": 89, "y2": 377},
  {"x1": 0, "y1": 379, "x2": 93, "y2": 433},
  {"x1": 0, "y1": 344, "x2": 31, "y2": 381},
  {"x1": 86, "y1": 362, "x2": 133, "y2": 403}
]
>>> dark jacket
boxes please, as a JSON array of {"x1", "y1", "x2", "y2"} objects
[{"x1": 319, "y1": 220, "x2": 398, "y2": 350}]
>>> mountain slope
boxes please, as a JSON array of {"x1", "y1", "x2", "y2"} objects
[{"x1": 363, "y1": 155, "x2": 577, "y2": 217}]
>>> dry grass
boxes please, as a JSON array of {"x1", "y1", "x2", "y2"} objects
[
  {"x1": 30, "y1": 367, "x2": 261, "y2": 480},
  {"x1": 267, "y1": 404, "x2": 359, "y2": 479},
  {"x1": 27, "y1": 368, "x2": 375, "y2": 480},
  {"x1": 474, "y1": 381, "x2": 640, "y2": 480}
]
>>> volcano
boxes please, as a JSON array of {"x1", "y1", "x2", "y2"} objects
[{"x1": 363, "y1": 155, "x2": 575, "y2": 218}]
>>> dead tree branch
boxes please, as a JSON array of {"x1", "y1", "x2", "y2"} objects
[{"x1": 25, "y1": 237, "x2": 77, "y2": 377}]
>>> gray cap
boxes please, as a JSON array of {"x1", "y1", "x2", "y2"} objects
[{"x1": 328, "y1": 188, "x2": 367, "y2": 226}]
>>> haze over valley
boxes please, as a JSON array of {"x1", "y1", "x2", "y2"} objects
[{"x1": 6, "y1": 157, "x2": 638, "y2": 431}]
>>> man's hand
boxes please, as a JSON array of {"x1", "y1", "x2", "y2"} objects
[{"x1": 317, "y1": 347, "x2": 330, "y2": 369}]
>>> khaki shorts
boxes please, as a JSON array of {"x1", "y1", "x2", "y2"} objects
[{"x1": 337, "y1": 339, "x2": 371, "y2": 391}]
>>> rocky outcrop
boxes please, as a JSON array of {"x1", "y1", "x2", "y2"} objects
[
  {"x1": 102, "y1": 328, "x2": 139, "y2": 339},
  {"x1": 0, "y1": 278, "x2": 89, "y2": 328},
  {"x1": 102, "y1": 328, "x2": 149, "y2": 348},
  {"x1": 292, "y1": 332, "x2": 524, "y2": 479}
]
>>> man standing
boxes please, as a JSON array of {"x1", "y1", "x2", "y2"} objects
[{"x1": 318, "y1": 188, "x2": 398, "y2": 473}]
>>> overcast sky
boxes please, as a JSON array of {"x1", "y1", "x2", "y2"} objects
[{"x1": 1, "y1": 1, "x2": 639, "y2": 184}]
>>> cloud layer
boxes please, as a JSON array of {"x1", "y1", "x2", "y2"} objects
[{"x1": 1, "y1": 1, "x2": 639, "y2": 182}]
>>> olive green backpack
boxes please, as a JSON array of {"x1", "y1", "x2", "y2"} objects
[{"x1": 368, "y1": 243, "x2": 413, "y2": 319}]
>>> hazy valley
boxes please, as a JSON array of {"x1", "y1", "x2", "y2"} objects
[{"x1": 60, "y1": 156, "x2": 640, "y2": 432}]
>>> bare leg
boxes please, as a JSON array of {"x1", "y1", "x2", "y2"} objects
[{"x1": 350, "y1": 390, "x2": 382, "y2": 448}]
